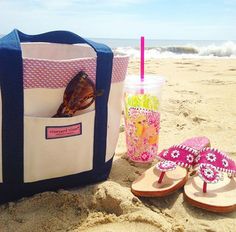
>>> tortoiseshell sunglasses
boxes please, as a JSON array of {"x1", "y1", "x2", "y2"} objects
[{"x1": 53, "y1": 71, "x2": 103, "y2": 117}]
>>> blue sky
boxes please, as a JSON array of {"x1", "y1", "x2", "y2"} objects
[{"x1": 0, "y1": 0, "x2": 236, "y2": 40}]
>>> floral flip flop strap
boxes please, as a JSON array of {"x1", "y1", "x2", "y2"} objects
[
  {"x1": 196, "y1": 148, "x2": 236, "y2": 193},
  {"x1": 156, "y1": 145, "x2": 198, "y2": 183}
]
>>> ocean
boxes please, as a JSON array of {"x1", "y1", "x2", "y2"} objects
[
  {"x1": 1, "y1": 34, "x2": 236, "y2": 58},
  {"x1": 92, "y1": 38, "x2": 236, "y2": 59}
]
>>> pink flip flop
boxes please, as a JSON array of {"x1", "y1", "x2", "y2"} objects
[
  {"x1": 131, "y1": 137, "x2": 210, "y2": 197},
  {"x1": 184, "y1": 148, "x2": 236, "y2": 213}
]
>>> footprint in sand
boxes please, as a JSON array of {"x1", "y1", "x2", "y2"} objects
[
  {"x1": 174, "y1": 62, "x2": 193, "y2": 65},
  {"x1": 214, "y1": 73, "x2": 223, "y2": 76},
  {"x1": 192, "y1": 116, "x2": 207, "y2": 124},
  {"x1": 176, "y1": 123, "x2": 187, "y2": 130},
  {"x1": 188, "y1": 68, "x2": 199, "y2": 71},
  {"x1": 200, "y1": 79, "x2": 236, "y2": 85},
  {"x1": 175, "y1": 90, "x2": 198, "y2": 95}
]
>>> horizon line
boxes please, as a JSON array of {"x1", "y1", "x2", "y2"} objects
[
  {"x1": 0, "y1": 34, "x2": 235, "y2": 41},
  {"x1": 90, "y1": 37, "x2": 236, "y2": 41}
]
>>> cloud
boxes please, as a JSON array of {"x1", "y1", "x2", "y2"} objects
[
  {"x1": 0, "y1": 0, "x2": 151, "y2": 35},
  {"x1": 34, "y1": 0, "x2": 153, "y2": 13},
  {"x1": 0, "y1": 0, "x2": 235, "y2": 39},
  {"x1": 0, "y1": 0, "x2": 153, "y2": 21},
  {"x1": 0, "y1": 0, "x2": 145, "y2": 37},
  {"x1": 0, "y1": 0, "x2": 152, "y2": 11}
]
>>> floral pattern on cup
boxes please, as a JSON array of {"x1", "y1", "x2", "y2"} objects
[
  {"x1": 125, "y1": 107, "x2": 160, "y2": 163},
  {"x1": 141, "y1": 152, "x2": 151, "y2": 161}
]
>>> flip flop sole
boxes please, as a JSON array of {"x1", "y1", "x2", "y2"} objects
[
  {"x1": 131, "y1": 165, "x2": 188, "y2": 197},
  {"x1": 184, "y1": 174, "x2": 236, "y2": 213}
]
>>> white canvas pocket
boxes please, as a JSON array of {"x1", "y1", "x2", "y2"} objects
[{"x1": 24, "y1": 111, "x2": 95, "y2": 182}]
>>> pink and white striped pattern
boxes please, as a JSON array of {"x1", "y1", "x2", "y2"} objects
[{"x1": 23, "y1": 56, "x2": 129, "y2": 89}]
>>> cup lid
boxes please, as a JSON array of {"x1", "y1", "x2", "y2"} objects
[{"x1": 125, "y1": 75, "x2": 165, "y2": 88}]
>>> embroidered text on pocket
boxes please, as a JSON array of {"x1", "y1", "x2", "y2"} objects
[{"x1": 46, "y1": 123, "x2": 82, "y2": 139}]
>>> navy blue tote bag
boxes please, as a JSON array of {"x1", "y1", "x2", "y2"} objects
[{"x1": 0, "y1": 30, "x2": 129, "y2": 203}]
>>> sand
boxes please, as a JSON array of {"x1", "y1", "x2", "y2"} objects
[{"x1": 0, "y1": 58, "x2": 236, "y2": 232}]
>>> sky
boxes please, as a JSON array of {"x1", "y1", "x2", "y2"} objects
[{"x1": 0, "y1": 0, "x2": 236, "y2": 40}]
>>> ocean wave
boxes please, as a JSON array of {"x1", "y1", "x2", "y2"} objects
[
  {"x1": 114, "y1": 41, "x2": 236, "y2": 58},
  {"x1": 198, "y1": 41, "x2": 236, "y2": 57},
  {"x1": 161, "y1": 46, "x2": 198, "y2": 54}
]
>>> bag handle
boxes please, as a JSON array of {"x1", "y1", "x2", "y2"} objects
[
  {"x1": 16, "y1": 29, "x2": 110, "y2": 54},
  {"x1": 0, "y1": 29, "x2": 113, "y2": 185}
]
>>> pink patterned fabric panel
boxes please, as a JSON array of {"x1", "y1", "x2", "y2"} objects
[
  {"x1": 196, "y1": 148, "x2": 236, "y2": 174},
  {"x1": 158, "y1": 145, "x2": 198, "y2": 169},
  {"x1": 23, "y1": 56, "x2": 129, "y2": 89}
]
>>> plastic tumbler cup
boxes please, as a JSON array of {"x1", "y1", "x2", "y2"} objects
[{"x1": 124, "y1": 75, "x2": 165, "y2": 163}]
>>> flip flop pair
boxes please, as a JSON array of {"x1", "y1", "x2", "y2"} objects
[{"x1": 131, "y1": 137, "x2": 236, "y2": 213}]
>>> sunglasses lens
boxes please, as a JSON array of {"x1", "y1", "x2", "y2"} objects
[
  {"x1": 77, "y1": 80, "x2": 95, "y2": 110},
  {"x1": 53, "y1": 71, "x2": 97, "y2": 117}
]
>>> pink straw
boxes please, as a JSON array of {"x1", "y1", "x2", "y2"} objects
[{"x1": 140, "y1": 36, "x2": 145, "y2": 82}]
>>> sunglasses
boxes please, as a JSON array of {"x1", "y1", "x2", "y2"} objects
[{"x1": 53, "y1": 71, "x2": 103, "y2": 118}]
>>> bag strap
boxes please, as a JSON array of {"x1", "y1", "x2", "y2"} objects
[{"x1": 0, "y1": 29, "x2": 113, "y2": 184}]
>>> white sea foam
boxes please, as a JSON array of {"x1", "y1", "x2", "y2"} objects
[
  {"x1": 198, "y1": 41, "x2": 236, "y2": 57},
  {"x1": 114, "y1": 41, "x2": 236, "y2": 59}
]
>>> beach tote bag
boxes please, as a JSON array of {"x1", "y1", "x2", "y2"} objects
[{"x1": 0, "y1": 30, "x2": 129, "y2": 203}]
